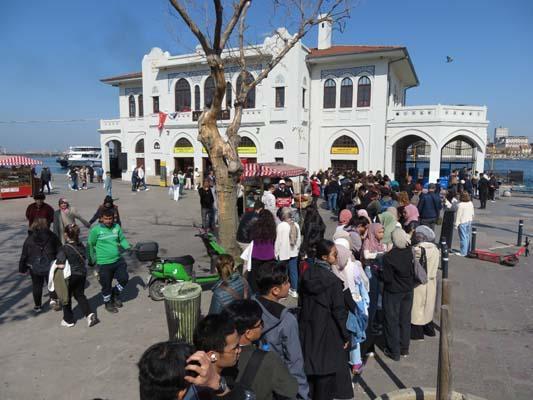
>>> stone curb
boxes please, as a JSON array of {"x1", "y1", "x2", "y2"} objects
[{"x1": 375, "y1": 387, "x2": 487, "y2": 400}]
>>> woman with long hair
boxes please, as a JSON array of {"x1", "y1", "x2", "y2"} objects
[
  {"x1": 455, "y1": 191, "x2": 475, "y2": 256},
  {"x1": 300, "y1": 204, "x2": 326, "y2": 261},
  {"x1": 248, "y1": 209, "x2": 277, "y2": 292},
  {"x1": 56, "y1": 224, "x2": 99, "y2": 327},
  {"x1": 19, "y1": 218, "x2": 61, "y2": 312},
  {"x1": 275, "y1": 207, "x2": 301, "y2": 298},
  {"x1": 209, "y1": 254, "x2": 249, "y2": 314},
  {"x1": 299, "y1": 240, "x2": 352, "y2": 400},
  {"x1": 52, "y1": 198, "x2": 91, "y2": 245}
]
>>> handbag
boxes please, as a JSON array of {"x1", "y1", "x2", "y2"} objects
[{"x1": 412, "y1": 246, "x2": 428, "y2": 286}]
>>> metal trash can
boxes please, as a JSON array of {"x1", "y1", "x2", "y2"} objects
[{"x1": 162, "y1": 282, "x2": 202, "y2": 343}]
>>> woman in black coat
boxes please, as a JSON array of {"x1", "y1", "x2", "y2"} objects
[
  {"x1": 299, "y1": 240, "x2": 352, "y2": 400},
  {"x1": 382, "y1": 228, "x2": 416, "y2": 361},
  {"x1": 19, "y1": 218, "x2": 61, "y2": 312}
]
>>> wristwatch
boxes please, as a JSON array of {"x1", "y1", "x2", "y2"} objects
[{"x1": 214, "y1": 376, "x2": 228, "y2": 395}]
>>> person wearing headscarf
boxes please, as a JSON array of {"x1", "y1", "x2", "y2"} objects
[
  {"x1": 402, "y1": 204, "x2": 419, "y2": 228},
  {"x1": 89, "y1": 196, "x2": 121, "y2": 226},
  {"x1": 334, "y1": 209, "x2": 352, "y2": 238},
  {"x1": 378, "y1": 211, "x2": 397, "y2": 250},
  {"x1": 411, "y1": 225, "x2": 439, "y2": 340},
  {"x1": 357, "y1": 209, "x2": 372, "y2": 224},
  {"x1": 381, "y1": 228, "x2": 415, "y2": 361},
  {"x1": 341, "y1": 215, "x2": 369, "y2": 260},
  {"x1": 52, "y1": 198, "x2": 91, "y2": 245},
  {"x1": 361, "y1": 223, "x2": 385, "y2": 358},
  {"x1": 333, "y1": 238, "x2": 368, "y2": 375}
]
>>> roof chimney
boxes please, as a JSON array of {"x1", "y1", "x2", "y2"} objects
[{"x1": 317, "y1": 14, "x2": 332, "y2": 50}]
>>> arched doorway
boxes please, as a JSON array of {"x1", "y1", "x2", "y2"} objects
[
  {"x1": 174, "y1": 137, "x2": 195, "y2": 173},
  {"x1": 134, "y1": 139, "x2": 145, "y2": 170},
  {"x1": 393, "y1": 135, "x2": 431, "y2": 184},
  {"x1": 440, "y1": 135, "x2": 477, "y2": 178},
  {"x1": 237, "y1": 136, "x2": 257, "y2": 164},
  {"x1": 106, "y1": 140, "x2": 122, "y2": 178},
  {"x1": 330, "y1": 135, "x2": 359, "y2": 171}
]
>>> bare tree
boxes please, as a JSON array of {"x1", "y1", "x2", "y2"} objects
[{"x1": 168, "y1": 0, "x2": 351, "y2": 256}]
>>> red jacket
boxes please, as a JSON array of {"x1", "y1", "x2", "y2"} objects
[
  {"x1": 25, "y1": 203, "x2": 54, "y2": 227},
  {"x1": 311, "y1": 180, "x2": 321, "y2": 197}
]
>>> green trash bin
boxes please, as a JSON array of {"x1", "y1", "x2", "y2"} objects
[{"x1": 162, "y1": 282, "x2": 202, "y2": 343}]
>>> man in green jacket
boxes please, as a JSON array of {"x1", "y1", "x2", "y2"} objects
[{"x1": 88, "y1": 209, "x2": 131, "y2": 313}]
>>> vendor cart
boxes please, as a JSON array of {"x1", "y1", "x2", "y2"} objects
[
  {"x1": 0, "y1": 156, "x2": 42, "y2": 200},
  {"x1": 241, "y1": 162, "x2": 308, "y2": 217}
]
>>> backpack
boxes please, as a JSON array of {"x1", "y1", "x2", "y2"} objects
[{"x1": 31, "y1": 237, "x2": 53, "y2": 276}]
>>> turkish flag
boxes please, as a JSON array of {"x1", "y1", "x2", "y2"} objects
[{"x1": 158, "y1": 112, "x2": 167, "y2": 130}]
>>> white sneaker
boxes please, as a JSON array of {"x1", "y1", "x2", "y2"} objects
[
  {"x1": 87, "y1": 313, "x2": 99, "y2": 327},
  {"x1": 61, "y1": 320, "x2": 75, "y2": 328}
]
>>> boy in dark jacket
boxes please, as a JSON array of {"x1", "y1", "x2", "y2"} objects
[
  {"x1": 417, "y1": 184, "x2": 442, "y2": 230},
  {"x1": 224, "y1": 300, "x2": 298, "y2": 400},
  {"x1": 254, "y1": 262, "x2": 309, "y2": 400},
  {"x1": 198, "y1": 180, "x2": 215, "y2": 231}
]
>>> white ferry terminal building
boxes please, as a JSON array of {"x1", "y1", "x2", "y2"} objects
[{"x1": 99, "y1": 22, "x2": 488, "y2": 184}]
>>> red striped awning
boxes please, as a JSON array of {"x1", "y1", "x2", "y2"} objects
[
  {"x1": 242, "y1": 162, "x2": 306, "y2": 178},
  {"x1": 0, "y1": 155, "x2": 43, "y2": 167}
]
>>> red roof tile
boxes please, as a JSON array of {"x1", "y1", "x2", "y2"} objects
[
  {"x1": 100, "y1": 71, "x2": 142, "y2": 83},
  {"x1": 308, "y1": 45, "x2": 403, "y2": 58}
]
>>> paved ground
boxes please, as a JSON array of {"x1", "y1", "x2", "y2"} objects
[{"x1": 0, "y1": 179, "x2": 532, "y2": 399}]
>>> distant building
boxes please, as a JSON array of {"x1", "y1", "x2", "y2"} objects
[
  {"x1": 99, "y1": 23, "x2": 488, "y2": 184},
  {"x1": 495, "y1": 136, "x2": 531, "y2": 157},
  {"x1": 494, "y1": 126, "x2": 509, "y2": 141}
]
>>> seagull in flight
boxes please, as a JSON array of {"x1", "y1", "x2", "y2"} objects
[{"x1": 446, "y1": 56, "x2": 454, "y2": 63}]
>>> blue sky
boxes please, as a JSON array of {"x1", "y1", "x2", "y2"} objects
[{"x1": 0, "y1": 0, "x2": 532, "y2": 152}]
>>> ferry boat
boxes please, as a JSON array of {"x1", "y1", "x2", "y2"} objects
[{"x1": 56, "y1": 146, "x2": 102, "y2": 168}]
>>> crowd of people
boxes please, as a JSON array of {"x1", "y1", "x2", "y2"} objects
[
  {"x1": 133, "y1": 167, "x2": 491, "y2": 400},
  {"x1": 19, "y1": 163, "x2": 496, "y2": 400},
  {"x1": 20, "y1": 192, "x2": 131, "y2": 325}
]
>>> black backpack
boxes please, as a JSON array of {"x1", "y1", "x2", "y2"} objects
[{"x1": 30, "y1": 236, "x2": 53, "y2": 276}]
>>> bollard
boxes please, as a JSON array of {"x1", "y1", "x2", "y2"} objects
[
  {"x1": 517, "y1": 219, "x2": 524, "y2": 246},
  {"x1": 441, "y1": 242, "x2": 449, "y2": 279},
  {"x1": 470, "y1": 227, "x2": 477, "y2": 254}
]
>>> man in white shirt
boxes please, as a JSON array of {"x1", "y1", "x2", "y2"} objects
[
  {"x1": 137, "y1": 166, "x2": 149, "y2": 191},
  {"x1": 261, "y1": 184, "x2": 277, "y2": 218}
]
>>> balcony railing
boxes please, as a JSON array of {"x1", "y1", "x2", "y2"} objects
[
  {"x1": 99, "y1": 119, "x2": 121, "y2": 131},
  {"x1": 192, "y1": 109, "x2": 230, "y2": 121},
  {"x1": 389, "y1": 104, "x2": 487, "y2": 123}
]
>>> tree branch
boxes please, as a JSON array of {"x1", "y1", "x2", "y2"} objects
[
  {"x1": 212, "y1": 0, "x2": 223, "y2": 49},
  {"x1": 219, "y1": 0, "x2": 250, "y2": 49},
  {"x1": 169, "y1": 0, "x2": 212, "y2": 53}
]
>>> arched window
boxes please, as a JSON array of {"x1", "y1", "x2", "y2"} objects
[
  {"x1": 274, "y1": 141, "x2": 284, "y2": 150},
  {"x1": 175, "y1": 138, "x2": 193, "y2": 148},
  {"x1": 340, "y1": 78, "x2": 353, "y2": 108},
  {"x1": 138, "y1": 94, "x2": 144, "y2": 117},
  {"x1": 175, "y1": 79, "x2": 191, "y2": 112},
  {"x1": 135, "y1": 139, "x2": 145, "y2": 153},
  {"x1": 323, "y1": 79, "x2": 336, "y2": 109},
  {"x1": 204, "y1": 76, "x2": 215, "y2": 108},
  {"x1": 128, "y1": 95, "x2": 136, "y2": 117},
  {"x1": 357, "y1": 76, "x2": 371, "y2": 107},
  {"x1": 240, "y1": 136, "x2": 256, "y2": 148},
  {"x1": 332, "y1": 135, "x2": 357, "y2": 148},
  {"x1": 194, "y1": 85, "x2": 200, "y2": 111},
  {"x1": 236, "y1": 71, "x2": 255, "y2": 109},
  {"x1": 154, "y1": 142, "x2": 160, "y2": 150},
  {"x1": 226, "y1": 82, "x2": 232, "y2": 109}
]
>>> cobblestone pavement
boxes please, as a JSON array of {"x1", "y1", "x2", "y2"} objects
[{"x1": 0, "y1": 180, "x2": 531, "y2": 399}]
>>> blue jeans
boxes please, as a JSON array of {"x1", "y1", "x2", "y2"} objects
[
  {"x1": 458, "y1": 222, "x2": 472, "y2": 256},
  {"x1": 328, "y1": 192, "x2": 338, "y2": 211},
  {"x1": 106, "y1": 187, "x2": 112, "y2": 198},
  {"x1": 287, "y1": 256, "x2": 298, "y2": 291},
  {"x1": 350, "y1": 343, "x2": 362, "y2": 366}
]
